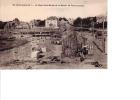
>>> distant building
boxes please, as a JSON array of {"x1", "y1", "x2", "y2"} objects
[
  {"x1": 15, "y1": 22, "x2": 30, "y2": 29},
  {"x1": 4, "y1": 18, "x2": 30, "y2": 30},
  {"x1": 45, "y1": 16, "x2": 58, "y2": 29},
  {"x1": 68, "y1": 18, "x2": 74, "y2": 25},
  {"x1": 4, "y1": 21, "x2": 17, "y2": 30},
  {"x1": 58, "y1": 18, "x2": 69, "y2": 32},
  {"x1": 30, "y1": 19, "x2": 45, "y2": 28},
  {"x1": 96, "y1": 16, "x2": 107, "y2": 23},
  {"x1": 59, "y1": 18, "x2": 68, "y2": 25},
  {"x1": 30, "y1": 20, "x2": 38, "y2": 28}
]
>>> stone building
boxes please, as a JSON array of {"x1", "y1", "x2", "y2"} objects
[
  {"x1": 45, "y1": 16, "x2": 58, "y2": 29},
  {"x1": 15, "y1": 22, "x2": 30, "y2": 29},
  {"x1": 4, "y1": 18, "x2": 30, "y2": 30}
]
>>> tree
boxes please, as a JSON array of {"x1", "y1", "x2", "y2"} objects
[
  {"x1": 0, "y1": 21, "x2": 7, "y2": 29},
  {"x1": 73, "y1": 17, "x2": 82, "y2": 27},
  {"x1": 38, "y1": 20, "x2": 45, "y2": 27},
  {"x1": 13, "y1": 18, "x2": 20, "y2": 25}
]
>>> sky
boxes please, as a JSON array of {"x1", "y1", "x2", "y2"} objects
[{"x1": 0, "y1": 0, "x2": 107, "y2": 22}]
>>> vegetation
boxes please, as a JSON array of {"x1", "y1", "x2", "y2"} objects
[
  {"x1": 0, "y1": 21, "x2": 7, "y2": 29},
  {"x1": 73, "y1": 17, "x2": 107, "y2": 29}
]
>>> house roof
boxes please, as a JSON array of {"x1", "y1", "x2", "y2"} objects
[{"x1": 59, "y1": 18, "x2": 68, "y2": 21}]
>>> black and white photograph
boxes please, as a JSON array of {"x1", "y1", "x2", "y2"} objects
[
  {"x1": 0, "y1": 0, "x2": 107, "y2": 69},
  {"x1": 1, "y1": 0, "x2": 140, "y2": 100}
]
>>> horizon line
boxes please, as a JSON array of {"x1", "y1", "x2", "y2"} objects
[{"x1": 0, "y1": 14, "x2": 107, "y2": 22}]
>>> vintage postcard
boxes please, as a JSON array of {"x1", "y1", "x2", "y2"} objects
[{"x1": 0, "y1": 0, "x2": 107, "y2": 69}]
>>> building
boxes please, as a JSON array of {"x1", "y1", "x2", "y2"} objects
[
  {"x1": 68, "y1": 18, "x2": 74, "y2": 25},
  {"x1": 30, "y1": 19, "x2": 45, "y2": 28},
  {"x1": 45, "y1": 16, "x2": 58, "y2": 29},
  {"x1": 96, "y1": 16, "x2": 107, "y2": 23},
  {"x1": 4, "y1": 18, "x2": 30, "y2": 30},
  {"x1": 15, "y1": 22, "x2": 30, "y2": 29},
  {"x1": 59, "y1": 18, "x2": 68, "y2": 26},
  {"x1": 29, "y1": 20, "x2": 38, "y2": 28}
]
